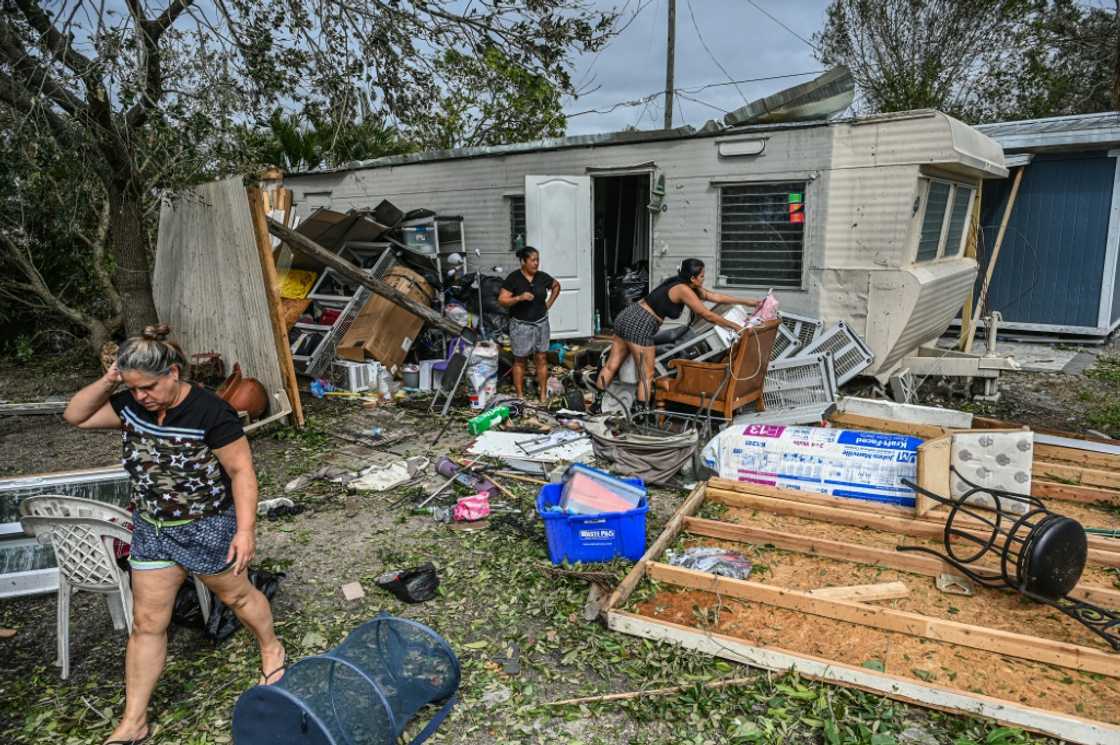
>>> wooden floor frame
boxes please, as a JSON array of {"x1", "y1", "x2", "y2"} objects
[{"x1": 603, "y1": 482, "x2": 1120, "y2": 745}]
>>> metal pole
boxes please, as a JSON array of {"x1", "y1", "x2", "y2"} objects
[{"x1": 663, "y1": 0, "x2": 676, "y2": 130}]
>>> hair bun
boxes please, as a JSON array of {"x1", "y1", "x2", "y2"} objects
[{"x1": 141, "y1": 323, "x2": 172, "y2": 341}]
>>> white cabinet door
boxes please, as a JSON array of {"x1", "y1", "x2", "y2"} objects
[{"x1": 525, "y1": 175, "x2": 593, "y2": 338}]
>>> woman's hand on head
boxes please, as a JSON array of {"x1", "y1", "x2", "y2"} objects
[
  {"x1": 103, "y1": 362, "x2": 122, "y2": 385},
  {"x1": 227, "y1": 529, "x2": 255, "y2": 575}
]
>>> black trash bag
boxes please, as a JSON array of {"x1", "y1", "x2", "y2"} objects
[
  {"x1": 204, "y1": 568, "x2": 284, "y2": 644},
  {"x1": 375, "y1": 563, "x2": 439, "y2": 604},
  {"x1": 172, "y1": 569, "x2": 284, "y2": 643},
  {"x1": 171, "y1": 579, "x2": 208, "y2": 630}
]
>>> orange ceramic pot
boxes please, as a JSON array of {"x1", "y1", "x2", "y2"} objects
[{"x1": 217, "y1": 363, "x2": 268, "y2": 420}]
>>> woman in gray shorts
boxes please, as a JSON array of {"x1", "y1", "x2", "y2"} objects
[
  {"x1": 499, "y1": 246, "x2": 561, "y2": 402},
  {"x1": 597, "y1": 259, "x2": 759, "y2": 408}
]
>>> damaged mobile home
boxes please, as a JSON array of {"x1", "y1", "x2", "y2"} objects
[{"x1": 283, "y1": 108, "x2": 1008, "y2": 380}]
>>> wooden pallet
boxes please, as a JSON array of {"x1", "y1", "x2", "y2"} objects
[{"x1": 603, "y1": 481, "x2": 1120, "y2": 745}]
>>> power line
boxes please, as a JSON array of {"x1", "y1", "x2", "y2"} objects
[
  {"x1": 566, "y1": 70, "x2": 823, "y2": 118},
  {"x1": 744, "y1": 0, "x2": 819, "y2": 52},
  {"x1": 686, "y1": 0, "x2": 748, "y2": 105}
]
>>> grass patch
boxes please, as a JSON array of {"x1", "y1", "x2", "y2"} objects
[
  {"x1": 1086, "y1": 402, "x2": 1120, "y2": 437},
  {"x1": 1087, "y1": 355, "x2": 1120, "y2": 384}
]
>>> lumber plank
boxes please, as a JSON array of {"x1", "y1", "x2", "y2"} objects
[
  {"x1": 247, "y1": 188, "x2": 305, "y2": 428},
  {"x1": 1034, "y1": 461, "x2": 1120, "y2": 490},
  {"x1": 647, "y1": 562, "x2": 1120, "y2": 679},
  {"x1": 1033, "y1": 479, "x2": 1120, "y2": 507},
  {"x1": 965, "y1": 164, "x2": 1023, "y2": 353},
  {"x1": 708, "y1": 478, "x2": 1120, "y2": 554},
  {"x1": 828, "y1": 411, "x2": 951, "y2": 439},
  {"x1": 681, "y1": 517, "x2": 1120, "y2": 608},
  {"x1": 607, "y1": 610, "x2": 1119, "y2": 745},
  {"x1": 808, "y1": 581, "x2": 909, "y2": 602},
  {"x1": 1033, "y1": 443, "x2": 1120, "y2": 471},
  {"x1": 916, "y1": 436, "x2": 951, "y2": 517},
  {"x1": 834, "y1": 411, "x2": 1120, "y2": 473},
  {"x1": 706, "y1": 486, "x2": 1120, "y2": 568},
  {"x1": 267, "y1": 217, "x2": 473, "y2": 340},
  {"x1": 601, "y1": 482, "x2": 708, "y2": 614}
]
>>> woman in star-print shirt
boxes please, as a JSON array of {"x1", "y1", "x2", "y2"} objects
[{"x1": 64, "y1": 324, "x2": 285, "y2": 745}]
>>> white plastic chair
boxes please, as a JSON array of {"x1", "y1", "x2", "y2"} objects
[{"x1": 19, "y1": 495, "x2": 211, "y2": 679}]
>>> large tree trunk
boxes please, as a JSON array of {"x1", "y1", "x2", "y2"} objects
[{"x1": 108, "y1": 185, "x2": 160, "y2": 335}]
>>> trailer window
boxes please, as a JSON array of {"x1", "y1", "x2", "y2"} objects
[
  {"x1": 508, "y1": 195, "x2": 526, "y2": 251},
  {"x1": 943, "y1": 186, "x2": 974, "y2": 257},
  {"x1": 916, "y1": 179, "x2": 974, "y2": 262},
  {"x1": 718, "y1": 181, "x2": 806, "y2": 289}
]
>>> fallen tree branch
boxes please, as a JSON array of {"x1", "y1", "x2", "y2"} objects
[{"x1": 545, "y1": 676, "x2": 757, "y2": 706}]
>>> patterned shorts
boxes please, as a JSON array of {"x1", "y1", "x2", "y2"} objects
[
  {"x1": 510, "y1": 317, "x2": 551, "y2": 358},
  {"x1": 130, "y1": 510, "x2": 238, "y2": 575},
  {"x1": 613, "y1": 303, "x2": 660, "y2": 347}
]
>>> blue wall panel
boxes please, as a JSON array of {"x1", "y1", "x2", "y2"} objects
[{"x1": 978, "y1": 151, "x2": 1115, "y2": 329}]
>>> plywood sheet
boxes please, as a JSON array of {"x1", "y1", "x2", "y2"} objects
[{"x1": 153, "y1": 178, "x2": 288, "y2": 417}]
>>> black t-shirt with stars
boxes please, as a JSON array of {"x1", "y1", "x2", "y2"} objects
[{"x1": 110, "y1": 385, "x2": 245, "y2": 520}]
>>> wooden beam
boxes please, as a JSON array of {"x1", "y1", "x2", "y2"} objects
[
  {"x1": 706, "y1": 486, "x2": 1120, "y2": 568},
  {"x1": 601, "y1": 482, "x2": 707, "y2": 614},
  {"x1": 828, "y1": 411, "x2": 951, "y2": 439},
  {"x1": 916, "y1": 436, "x2": 951, "y2": 517},
  {"x1": 266, "y1": 217, "x2": 474, "y2": 341},
  {"x1": 1035, "y1": 443, "x2": 1120, "y2": 471},
  {"x1": 682, "y1": 517, "x2": 1120, "y2": 608},
  {"x1": 965, "y1": 164, "x2": 1025, "y2": 353},
  {"x1": 808, "y1": 581, "x2": 909, "y2": 602},
  {"x1": 707, "y1": 479, "x2": 1120, "y2": 548},
  {"x1": 957, "y1": 178, "x2": 983, "y2": 350},
  {"x1": 607, "y1": 610, "x2": 1120, "y2": 745},
  {"x1": 1034, "y1": 461, "x2": 1120, "y2": 490},
  {"x1": 647, "y1": 562, "x2": 1120, "y2": 679},
  {"x1": 247, "y1": 188, "x2": 304, "y2": 428},
  {"x1": 1033, "y1": 480, "x2": 1120, "y2": 508}
]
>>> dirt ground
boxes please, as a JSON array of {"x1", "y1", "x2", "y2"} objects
[{"x1": 4, "y1": 342, "x2": 1118, "y2": 745}]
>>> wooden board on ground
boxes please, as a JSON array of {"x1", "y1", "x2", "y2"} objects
[{"x1": 603, "y1": 481, "x2": 1120, "y2": 744}]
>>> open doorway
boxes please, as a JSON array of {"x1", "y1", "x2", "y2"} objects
[{"x1": 593, "y1": 173, "x2": 652, "y2": 331}]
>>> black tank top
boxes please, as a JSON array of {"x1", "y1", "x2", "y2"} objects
[{"x1": 644, "y1": 278, "x2": 689, "y2": 320}]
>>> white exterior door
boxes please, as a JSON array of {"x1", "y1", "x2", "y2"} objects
[{"x1": 525, "y1": 175, "x2": 593, "y2": 338}]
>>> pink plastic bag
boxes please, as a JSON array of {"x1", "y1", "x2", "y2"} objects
[
  {"x1": 453, "y1": 493, "x2": 491, "y2": 522},
  {"x1": 748, "y1": 290, "x2": 780, "y2": 324}
]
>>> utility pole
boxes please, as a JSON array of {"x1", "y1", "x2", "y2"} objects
[{"x1": 663, "y1": 0, "x2": 676, "y2": 129}]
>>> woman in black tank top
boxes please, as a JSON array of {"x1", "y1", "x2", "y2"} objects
[{"x1": 596, "y1": 259, "x2": 761, "y2": 407}]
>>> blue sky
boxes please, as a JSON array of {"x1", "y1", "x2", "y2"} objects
[{"x1": 562, "y1": 0, "x2": 834, "y2": 135}]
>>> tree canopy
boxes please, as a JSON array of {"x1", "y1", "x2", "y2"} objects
[{"x1": 0, "y1": 0, "x2": 617, "y2": 346}]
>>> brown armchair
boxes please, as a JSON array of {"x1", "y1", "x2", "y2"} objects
[{"x1": 655, "y1": 319, "x2": 780, "y2": 420}]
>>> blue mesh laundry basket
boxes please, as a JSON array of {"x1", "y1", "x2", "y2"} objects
[{"x1": 232, "y1": 613, "x2": 459, "y2": 745}]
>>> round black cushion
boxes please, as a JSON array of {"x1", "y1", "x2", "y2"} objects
[{"x1": 1020, "y1": 515, "x2": 1088, "y2": 601}]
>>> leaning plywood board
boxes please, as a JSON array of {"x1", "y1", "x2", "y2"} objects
[{"x1": 154, "y1": 177, "x2": 290, "y2": 423}]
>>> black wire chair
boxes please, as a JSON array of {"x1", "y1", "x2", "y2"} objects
[{"x1": 900, "y1": 467, "x2": 1120, "y2": 651}]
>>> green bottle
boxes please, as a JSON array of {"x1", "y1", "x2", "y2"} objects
[{"x1": 468, "y1": 405, "x2": 510, "y2": 435}]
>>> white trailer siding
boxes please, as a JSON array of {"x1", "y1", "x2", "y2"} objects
[{"x1": 285, "y1": 110, "x2": 1005, "y2": 378}]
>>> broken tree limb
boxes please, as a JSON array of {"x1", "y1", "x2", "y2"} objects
[
  {"x1": 546, "y1": 676, "x2": 757, "y2": 706},
  {"x1": 266, "y1": 217, "x2": 476, "y2": 342}
]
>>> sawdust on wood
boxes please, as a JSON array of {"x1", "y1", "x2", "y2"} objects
[
  {"x1": 722, "y1": 506, "x2": 1120, "y2": 588},
  {"x1": 635, "y1": 587, "x2": 1120, "y2": 725}
]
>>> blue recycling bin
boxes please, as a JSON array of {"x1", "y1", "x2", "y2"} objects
[{"x1": 233, "y1": 613, "x2": 459, "y2": 745}]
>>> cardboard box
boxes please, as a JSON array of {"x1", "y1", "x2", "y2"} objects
[{"x1": 337, "y1": 266, "x2": 433, "y2": 368}]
